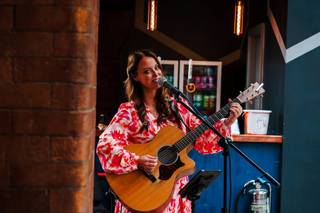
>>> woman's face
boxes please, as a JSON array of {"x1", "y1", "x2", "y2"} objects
[{"x1": 134, "y1": 56, "x2": 163, "y2": 91}]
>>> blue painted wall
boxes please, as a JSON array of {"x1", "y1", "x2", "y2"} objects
[{"x1": 190, "y1": 142, "x2": 281, "y2": 212}]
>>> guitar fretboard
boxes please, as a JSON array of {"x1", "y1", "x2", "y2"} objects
[{"x1": 174, "y1": 98, "x2": 241, "y2": 152}]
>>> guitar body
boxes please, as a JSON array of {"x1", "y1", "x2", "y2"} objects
[{"x1": 106, "y1": 125, "x2": 195, "y2": 212}]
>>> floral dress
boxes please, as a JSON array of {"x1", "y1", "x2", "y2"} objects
[{"x1": 96, "y1": 100, "x2": 230, "y2": 213}]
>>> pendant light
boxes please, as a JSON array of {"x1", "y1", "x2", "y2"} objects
[
  {"x1": 233, "y1": 0, "x2": 245, "y2": 36},
  {"x1": 147, "y1": 0, "x2": 158, "y2": 31}
]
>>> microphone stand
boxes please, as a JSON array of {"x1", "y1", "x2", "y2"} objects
[{"x1": 171, "y1": 93, "x2": 280, "y2": 213}]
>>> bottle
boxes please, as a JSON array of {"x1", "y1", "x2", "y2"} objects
[
  {"x1": 201, "y1": 69, "x2": 207, "y2": 90},
  {"x1": 207, "y1": 67, "x2": 213, "y2": 89},
  {"x1": 195, "y1": 76, "x2": 201, "y2": 89},
  {"x1": 203, "y1": 95, "x2": 209, "y2": 110},
  {"x1": 208, "y1": 76, "x2": 214, "y2": 89},
  {"x1": 196, "y1": 94, "x2": 204, "y2": 109},
  {"x1": 209, "y1": 95, "x2": 216, "y2": 109},
  {"x1": 193, "y1": 94, "x2": 200, "y2": 109},
  {"x1": 193, "y1": 94, "x2": 199, "y2": 108}
]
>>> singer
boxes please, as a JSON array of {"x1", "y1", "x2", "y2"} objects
[{"x1": 96, "y1": 49, "x2": 242, "y2": 213}]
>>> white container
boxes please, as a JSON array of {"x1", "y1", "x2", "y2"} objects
[
  {"x1": 243, "y1": 110, "x2": 272, "y2": 134},
  {"x1": 231, "y1": 119, "x2": 240, "y2": 135}
]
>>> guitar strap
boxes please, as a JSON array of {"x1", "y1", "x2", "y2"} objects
[{"x1": 169, "y1": 99, "x2": 191, "y2": 132}]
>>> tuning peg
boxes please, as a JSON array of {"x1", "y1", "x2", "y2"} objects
[{"x1": 255, "y1": 83, "x2": 264, "y2": 92}]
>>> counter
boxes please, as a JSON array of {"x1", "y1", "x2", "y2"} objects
[{"x1": 232, "y1": 134, "x2": 283, "y2": 143}]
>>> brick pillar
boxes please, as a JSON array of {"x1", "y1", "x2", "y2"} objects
[{"x1": 0, "y1": 1, "x2": 99, "y2": 212}]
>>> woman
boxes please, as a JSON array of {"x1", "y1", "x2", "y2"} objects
[{"x1": 96, "y1": 49, "x2": 242, "y2": 213}]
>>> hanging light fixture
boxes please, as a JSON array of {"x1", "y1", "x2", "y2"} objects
[
  {"x1": 233, "y1": 0, "x2": 244, "y2": 36},
  {"x1": 147, "y1": 0, "x2": 158, "y2": 31}
]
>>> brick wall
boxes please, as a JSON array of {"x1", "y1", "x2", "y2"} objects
[{"x1": 0, "y1": 0, "x2": 99, "y2": 212}]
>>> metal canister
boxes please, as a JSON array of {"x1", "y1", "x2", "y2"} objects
[{"x1": 248, "y1": 183, "x2": 269, "y2": 213}]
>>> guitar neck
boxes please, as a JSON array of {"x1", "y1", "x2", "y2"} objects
[{"x1": 174, "y1": 98, "x2": 241, "y2": 152}]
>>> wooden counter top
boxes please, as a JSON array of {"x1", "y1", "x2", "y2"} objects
[{"x1": 231, "y1": 134, "x2": 283, "y2": 143}]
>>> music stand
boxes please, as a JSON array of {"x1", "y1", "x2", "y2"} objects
[{"x1": 179, "y1": 170, "x2": 221, "y2": 201}]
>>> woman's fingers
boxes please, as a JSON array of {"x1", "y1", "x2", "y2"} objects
[
  {"x1": 224, "y1": 101, "x2": 243, "y2": 127},
  {"x1": 138, "y1": 155, "x2": 158, "y2": 172},
  {"x1": 229, "y1": 102, "x2": 242, "y2": 117}
]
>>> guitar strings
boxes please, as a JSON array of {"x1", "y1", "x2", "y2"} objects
[
  {"x1": 158, "y1": 105, "x2": 230, "y2": 162},
  {"x1": 174, "y1": 105, "x2": 230, "y2": 151},
  {"x1": 158, "y1": 104, "x2": 231, "y2": 163}
]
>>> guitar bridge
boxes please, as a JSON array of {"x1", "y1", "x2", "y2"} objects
[{"x1": 138, "y1": 165, "x2": 157, "y2": 182}]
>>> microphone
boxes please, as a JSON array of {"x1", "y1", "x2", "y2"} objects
[{"x1": 157, "y1": 77, "x2": 183, "y2": 97}]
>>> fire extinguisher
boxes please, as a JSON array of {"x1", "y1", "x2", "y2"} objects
[{"x1": 235, "y1": 177, "x2": 272, "y2": 213}]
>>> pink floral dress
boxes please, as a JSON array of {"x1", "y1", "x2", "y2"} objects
[{"x1": 96, "y1": 100, "x2": 230, "y2": 213}]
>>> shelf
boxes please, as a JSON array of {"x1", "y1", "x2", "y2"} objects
[{"x1": 231, "y1": 134, "x2": 283, "y2": 143}]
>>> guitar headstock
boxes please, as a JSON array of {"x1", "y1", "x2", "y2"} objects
[{"x1": 236, "y1": 83, "x2": 265, "y2": 104}]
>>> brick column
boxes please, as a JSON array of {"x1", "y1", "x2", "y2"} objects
[{"x1": 0, "y1": 1, "x2": 99, "y2": 212}]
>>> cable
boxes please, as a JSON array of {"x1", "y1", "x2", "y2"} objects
[
  {"x1": 234, "y1": 186, "x2": 245, "y2": 213},
  {"x1": 267, "y1": 182, "x2": 272, "y2": 213},
  {"x1": 236, "y1": 180, "x2": 253, "y2": 213}
]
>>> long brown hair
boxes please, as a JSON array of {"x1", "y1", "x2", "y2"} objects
[{"x1": 124, "y1": 49, "x2": 180, "y2": 131}]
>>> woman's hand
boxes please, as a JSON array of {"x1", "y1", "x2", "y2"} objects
[
  {"x1": 224, "y1": 99, "x2": 242, "y2": 128},
  {"x1": 138, "y1": 154, "x2": 158, "y2": 173}
]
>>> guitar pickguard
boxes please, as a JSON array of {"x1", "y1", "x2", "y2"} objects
[{"x1": 158, "y1": 156, "x2": 185, "y2": 180}]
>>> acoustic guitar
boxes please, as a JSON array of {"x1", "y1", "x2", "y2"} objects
[{"x1": 105, "y1": 83, "x2": 265, "y2": 212}]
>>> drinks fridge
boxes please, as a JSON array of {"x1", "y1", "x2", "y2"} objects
[
  {"x1": 161, "y1": 59, "x2": 222, "y2": 116},
  {"x1": 161, "y1": 60, "x2": 179, "y2": 87}
]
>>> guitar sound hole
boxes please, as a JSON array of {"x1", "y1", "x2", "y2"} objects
[{"x1": 158, "y1": 146, "x2": 178, "y2": 165}]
